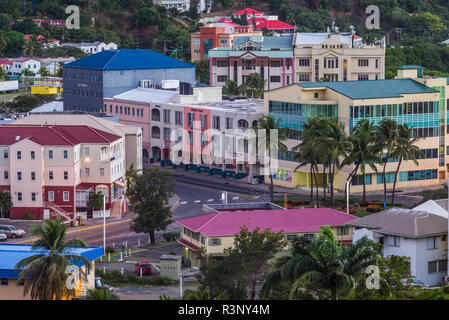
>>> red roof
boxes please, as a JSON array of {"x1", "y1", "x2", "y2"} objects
[
  {"x1": 218, "y1": 18, "x2": 232, "y2": 22},
  {"x1": 233, "y1": 8, "x2": 263, "y2": 16},
  {"x1": 256, "y1": 20, "x2": 295, "y2": 30},
  {"x1": 0, "y1": 58, "x2": 11, "y2": 65},
  {"x1": 176, "y1": 238, "x2": 200, "y2": 251},
  {"x1": 353, "y1": 35, "x2": 362, "y2": 39},
  {"x1": 0, "y1": 125, "x2": 121, "y2": 146},
  {"x1": 177, "y1": 208, "x2": 358, "y2": 236}
]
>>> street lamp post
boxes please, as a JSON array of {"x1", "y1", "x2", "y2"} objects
[
  {"x1": 346, "y1": 181, "x2": 350, "y2": 214},
  {"x1": 179, "y1": 267, "x2": 199, "y2": 299},
  {"x1": 103, "y1": 194, "x2": 106, "y2": 256}
]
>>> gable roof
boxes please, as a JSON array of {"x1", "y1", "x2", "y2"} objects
[
  {"x1": 346, "y1": 208, "x2": 447, "y2": 238},
  {"x1": 64, "y1": 49, "x2": 194, "y2": 71},
  {"x1": 256, "y1": 20, "x2": 295, "y2": 30},
  {"x1": 177, "y1": 208, "x2": 358, "y2": 236},
  {"x1": 233, "y1": 8, "x2": 263, "y2": 15},
  {"x1": 0, "y1": 58, "x2": 11, "y2": 65},
  {"x1": 297, "y1": 78, "x2": 439, "y2": 100},
  {"x1": 413, "y1": 199, "x2": 448, "y2": 218}
]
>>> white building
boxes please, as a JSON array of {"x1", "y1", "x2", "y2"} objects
[
  {"x1": 37, "y1": 57, "x2": 76, "y2": 75},
  {"x1": 10, "y1": 57, "x2": 41, "y2": 75},
  {"x1": 154, "y1": 0, "x2": 208, "y2": 13},
  {"x1": 414, "y1": 199, "x2": 448, "y2": 218},
  {"x1": 347, "y1": 208, "x2": 448, "y2": 286},
  {"x1": 60, "y1": 42, "x2": 118, "y2": 54}
]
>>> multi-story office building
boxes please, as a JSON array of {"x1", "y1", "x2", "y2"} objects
[
  {"x1": 62, "y1": 49, "x2": 195, "y2": 113},
  {"x1": 208, "y1": 35, "x2": 294, "y2": 90},
  {"x1": 153, "y1": 0, "x2": 209, "y2": 12},
  {"x1": 264, "y1": 65, "x2": 448, "y2": 192},
  {"x1": 104, "y1": 83, "x2": 264, "y2": 180},
  {"x1": 293, "y1": 25, "x2": 385, "y2": 82},
  {"x1": 0, "y1": 125, "x2": 127, "y2": 220}
]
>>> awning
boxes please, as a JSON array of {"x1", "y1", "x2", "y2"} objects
[
  {"x1": 114, "y1": 180, "x2": 126, "y2": 188},
  {"x1": 76, "y1": 183, "x2": 93, "y2": 191},
  {"x1": 176, "y1": 238, "x2": 200, "y2": 251}
]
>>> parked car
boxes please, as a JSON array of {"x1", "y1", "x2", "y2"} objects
[
  {"x1": 0, "y1": 232, "x2": 6, "y2": 241},
  {"x1": 0, "y1": 225, "x2": 25, "y2": 238},
  {"x1": 94, "y1": 277, "x2": 114, "y2": 292},
  {"x1": 401, "y1": 278, "x2": 429, "y2": 288},
  {"x1": 135, "y1": 261, "x2": 152, "y2": 276}
]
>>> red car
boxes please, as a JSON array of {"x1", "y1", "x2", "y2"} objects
[{"x1": 135, "y1": 261, "x2": 152, "y2": 276}]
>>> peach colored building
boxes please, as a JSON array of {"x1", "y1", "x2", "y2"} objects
[{"x1": 0, "y1": 125, "x2": 126, "y2": 220}]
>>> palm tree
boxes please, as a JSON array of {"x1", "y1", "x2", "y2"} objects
[
  {"x1": 253, "y1": 115, "x2": 288, "y2": 202},
  {"x1": 24, "y1": 37, "x2": 37, "y2": 57},
  {"x1": 315, "y1": 118, "x2": 353, "y2": 208},
  {"x1": 87, "y1": 191, "x2": 104, "y2": 213},
  {"x1": 222, "y1": 79, "x2": 242, "y2": 96},
  {"x1": 390, "y1": 124, "x2": 421, "y2": 204},
  {"x1": 0, "y1": 66, "x2": 7, "y2": 81},
  {"x1": 341, "y1": 120, "x2": 381, "y2": 201},
  {"x1": 242, "y1": 73, "x2": 265, "y2": 98},
  {"x1": 261, "y1": 226, "x2": 379, "y2": 300},
  {"x1": 0, "y1": 31, "x2": 6, "y2": 56},
  {"x1": 86, "y1": 288, "x2": 119, "y2": 300},
  {"x1": 38, "y1": 66, "x2": 49, "y2": 77},
  {"x1": 375, "y1": 119, "x2": 399, "y2": 206},
  {"x1": 0, "y1": 190, "x2": 12, "y2": 218},
  {"x1": 15, "y1": 218, "x2": 92, "y2": 300}
]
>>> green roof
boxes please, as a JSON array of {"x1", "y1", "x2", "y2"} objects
[
  {"x1": 397, "y1": 65, "x2": 423, "y2": 70},
  {"x1": 297, "y1": 79, "x2": 439, "y2": 100}
]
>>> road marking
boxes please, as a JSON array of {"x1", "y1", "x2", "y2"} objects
[
  {"x1": 232, "y1": 196, "x2": 239, "y2": 200},
  {"x1": 14, "y1": 218, "x2": 132, "y2": 244},
  {"x1": 194, "y1": 200, "x2": 201, "y2": 203},
  {"x1": 180, "y1": 201, "x2": 188, "y2": 205},
  {"x1": 207, "y1": 199, "x2": 214, "y2": 202}
]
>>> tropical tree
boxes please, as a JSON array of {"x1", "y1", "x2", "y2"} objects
[
  {"x1": 0, "y1": 31, "x2": 7, "y2": 56},
  {"x1": 241, "y1": 73, "x2": 265, "y2": 98},
  {"x1": 86, "y1": 288, "x2": 119, "y2": 300},
  {"x1": 341, "y1": 120, "x2": 381, "y2": 201},
  {"x1": 261, "y1": 226, "x2": 380, "y2": 300},
  {"x1": 222, "y1": 79, "x2": 242, "y2": 96},
  {"x1": 253, "y1": 115, "x2": 288, "y2": 202},
  {"x1": 15, "y1": 218, "x2": 92, "y2": 300},
  {"x1": 38, "y1": 66, "x2": 49, "y2": 77},
  {"x1": 87, "y1": 191, "x2": 104, "y2": 212},
  {"x1": 0, "y1": 66, "x2": 7, "y2": 80},
  {"x1": 0, "y1": 190, "x2": 12, "y2": 218},
  {"x1": 390, "y1": 123, "x2": 421, "y2": 204},
  {"x1": 24, "y1": 35, "x2": 40, "y2": 56},
  {"x1": 375, "y1": 118, "x2": 399, "y2": 206}
]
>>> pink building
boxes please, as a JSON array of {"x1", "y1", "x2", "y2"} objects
[{"x1": 0, "y1": 125, "x2": 127, "y2": 220}]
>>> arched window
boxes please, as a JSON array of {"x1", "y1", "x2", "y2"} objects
[
  {"x1": 142, "y1": 148, "x2": 149, "y2": 158},
  {"x1": 151, "y1": 126, "x2": 160, "y2": 139},
  {"x1": 151, "y1": 109, "x2": 160, "y2": 121},
  {"x1": 238, "y1": 119, "x2": 249, "y2": 129}
]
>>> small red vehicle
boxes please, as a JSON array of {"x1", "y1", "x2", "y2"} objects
[{"x1": 135, "y1": 261, "x2": 152, "y2": 276}]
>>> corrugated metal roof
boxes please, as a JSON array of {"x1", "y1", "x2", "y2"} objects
[
  {"x1": 298, "y1": 78, "x2": 439, "y2": 99},
  {"x1": 177, "y1": 208, "x2": 358, "y2": 236},
  {"x1": 295, "y1": 32, "x2": 351, "y2": 45},
  {"x1": 64, "y1": 49, "x2": 195, "y2": 71},
  {"x1": 397, "y1": 65, "x2": 423, "y2": 70},
  {"x1": 0, "y1": 244, "x2": 103, "y2": 278},
  {"x1": 232, "y1": 35, "x2": 293, "y2": 49},
  {"x1": 255, "y1": 20, "x2": 295, "y2": 30}
]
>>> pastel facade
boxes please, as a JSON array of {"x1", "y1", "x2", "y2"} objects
[
  {"x1": 264, "y1": 66, "x2": 449, "y2": 192},
  {"x1": 177, "y1": 208, "x2": 357, "y2": 267},
  {"x1": 209, "y1": 35, "x2": 294, "y2": 90},
  {"x1": 10, "y1": 58, "x2": 41, "y2": 75},
  {"x1": 0, "y1": 125, "x2": 126, "y2": 220}
]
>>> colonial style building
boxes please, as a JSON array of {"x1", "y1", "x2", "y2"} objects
[{"x1": 208, "y1": 35, "x2": 294, "y2": 90}]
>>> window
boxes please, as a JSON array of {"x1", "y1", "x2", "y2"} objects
[
  {"x1": 226, "y1": 117, "x2": 233, "y2": 129},
  {"x1": 439, "y1": 259, "x2": 447, "y2": 273},
  {"x1": 298, "y1": 58, "x2": 310, "y2": 67},
  {"x1": 3, "y1": 150, "x2": 8, "y2": 159},
  {"x1": 64, "y1": 171, "x2": 68, "y2": 180},
  {"x1": 337, "y1": 227, "x2": 349, "y2": 235},
  {"x1": 85, "y1": 168, "x2": 90, "y2": 177},
  {"x1": 31, "y1": 192, "x2": 36, "y2": 201},
  {"x1": 217, "y1": 60, "x2": 228, "y2": 67},
  {"x1": 0, "y1": 278, "x2": 8, "y2": 286},
  {"x1": 163, "y1": 110, "x2": 171, "y2": 123},
  {"x1": 49, "y1": 171, "x2": 53, "y2": 180},
  {"x1": 358, "y1": 59, "x2": 369, "y2": 67},
  {"x1": 31, "y1": 172, "x2": 35, "y2": 181},
  {"x1": 298, "y1": 73, "x2": 310, "y2": 82},
  {"x1": 270, "y1": 61, "x2": 281, "y2": 68},
  {"x1": 3, "y1": 171, "x2": 8, "y2": 180},
  {"x1": 387, "y1": 236, "x2": 400, "y2": 247},
  {"x1": 17, "y1": 192, "x2": 22, "y2": 201},
  {"x1": 426, "y1": 236, "x2": 439, "y2": 250},
  {"x1": 303, "y1": 234, "x2": 315, "y2": 240},
  {"x1": 314, "y1": 92, "x2": 319, "y2": 98},
  {"x1": 30, "y1": 151, "x2": 35, "y2": 160},
  {"x1": 428, "y1": 261, "x2": 437, "y2": 274},
  {"x1": 17, "y1": 151, "x2": 21, "y2": 160},
  {"x1": 217, "y1": 75, "x2": 228, "y2": 82},
  {"x1": 213, "y1": 116, "x2": 220, "y2": 130},
  {"x1": 64, "y1": 150, "x2": 68, "y2": 159},
  {"x1": 163, "y1": 128, "x2": 171, "y2": 140},
  {"x1": 48, "y1": 191, "x2": 54, "y2": 201},
  {"x1": 48, "y1": 150, "x2": 53, "y2": 159},
  {"x1": 209, "y1": 238, "x2": 221, "y2": 246},
  {"x1": 175, "y1": 111, "x2": 183, "y2": 125},
  {"x1": 200, "y1": 114, "x2": 207, "y2": 129},
  {"x1": 187, "y1": 113, "x2": 195, "y2": 126},
  {"x1": 85, "y1": 147, "x2": 90, "y2": 156},
  {"x1": 358, "y1": 74, "x2": 369, "y2": 81},
  {"x1": 270, "y1": 76, "x2": 281, "y2": 82},
  {"x1": 63, "y1": 191, "x2": 69, "y2": 201},
  {"x1": 100, "y1": 168, "x2": 104, "y2": 177},
  {"x1": 286, "y1": 234, "x2": 298, "y2": 242},
  {"x1": 17, "y1": 172, "x2": 22, "y2": 181}
]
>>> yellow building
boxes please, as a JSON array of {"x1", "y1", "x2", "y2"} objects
[
  {"x1": 265, "y1": 65, "x2": 449, "y2": 192},
  {"x1": 176, "y1": 208, "x2": 357, "y2": 267},
  {"x1": 31, "y1": 84, "x2": 63, "y2": 95}
]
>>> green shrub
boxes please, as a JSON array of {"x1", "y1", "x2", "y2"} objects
[
  {"x1": 162, "y1": 231, "x2": 180, "y2": 242},
  {"x1": 105, "y1": 246, "x2": 115, "y2": 254},
  {"x1": 24, "y1": 210, "x2": 35, "y2": 220}
]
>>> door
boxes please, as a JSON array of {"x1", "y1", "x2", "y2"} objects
[{"x1": 43, "y1": 209, "x2": 50, "y2": 220}]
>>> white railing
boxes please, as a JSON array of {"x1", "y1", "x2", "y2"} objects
[{"x1": 44, "y1": 201, "x2": 71, "y2": 221}]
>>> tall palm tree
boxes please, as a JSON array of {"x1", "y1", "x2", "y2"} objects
[
  {"x1": 341, "y1": 120, "x2": 381, "y2": 201},
  {"x1": 0, "y1": 190, "x2": 12, "y2": 218},
  {"x1": 15, "y1": 218, "x2": 92, "y2": 300},
  {"x1": 242, "y1": 73, "x2": 265, "y2": 98},
  {"x1": 390, "y1": 124, "x2": 421, "y2": 204},
  {"x1": 86, "y1": 288, "x2": 119, "y2": 300},
  {"x1": 261, "y1": 226, "x2": 379, "y2": 300},
  {"x1": 0, "y1": 66, "x2": 7, "y2": 81},
  {"x1": 253, "y1": 115, "x2": 288, "y2": 202},
  {"x1": 315, "y1": 118, "x2": 353, "y2": 208},
  {"x1": 222, "y1": 79, "x2": 242, "y2": 96},
  {"x1": 87, "y1": 191, "x2": 104, "y2": 212},
  {"x1": 375, "y1": 119, "x2": 399, "y2": 206}
]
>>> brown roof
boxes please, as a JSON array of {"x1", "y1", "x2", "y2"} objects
[{"x1": 346, "y1": 208, "x2": 447, "y2": 238}]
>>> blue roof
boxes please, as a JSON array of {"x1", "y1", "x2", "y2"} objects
[
  {"x1": 0, "y1": 244, "x2": 103, "y2": 278},
  {"x1": 232, "y1": 35, "x2": 293, "y2": 49},
  {"x1": 64, "y1": 49, "x2": 195, "y2": 71},
  {"x1": 397, "y1": 65, "x2": 423, "y2": 70},
  {"x1": 297, "y1": 79, "x2": 439, "y2": 100}
]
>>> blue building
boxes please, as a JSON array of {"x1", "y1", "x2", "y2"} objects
[
  {"x1": 63, "y1": 49, "x2": 196, "y2": 113},
  {"x1": 0, "y1": 244, "x2": 103, "y2": 299}
]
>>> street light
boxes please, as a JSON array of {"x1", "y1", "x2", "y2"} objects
[
  {"x1": 103, "y1": 194, "x2": 106, "y2": 256},
  {"x1": 179, "y1": 267, "x2": 200, "y2": 299}
]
